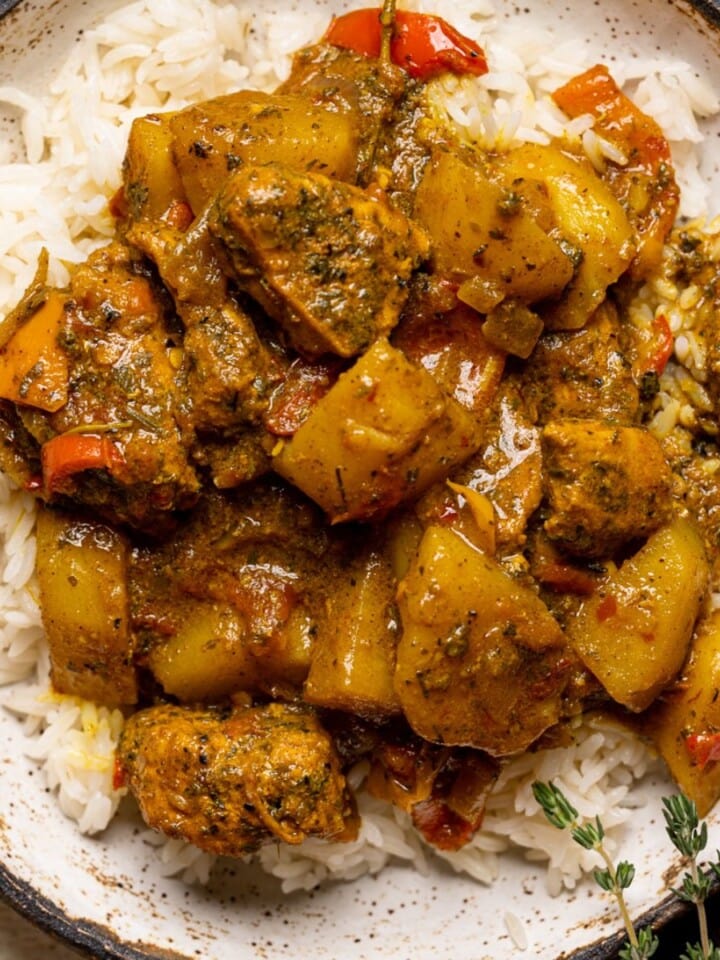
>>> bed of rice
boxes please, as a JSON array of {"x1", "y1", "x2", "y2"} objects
[{"x1": 0, "y1": 0, "x2": 717, "y2": 899}]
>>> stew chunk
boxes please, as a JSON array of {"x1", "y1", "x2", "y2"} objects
[
  {"x1": 274, "y1": 339, "x2": 480, "y2": 522},
  {"x1": 541, "y1": 420, "x2": 674, "y2": 558},
  {"x1": 118, "y1": 702, "x2": 357, "y2": 856},
  {"x1": 394, "y1": 524, "x2": 570, "y2": 756},
  {"x1": 210, "y1": 163, "x2": 430, "y2": 358}
]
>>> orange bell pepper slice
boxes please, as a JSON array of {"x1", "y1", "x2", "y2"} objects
[{"x1": 0, "y1": 291, "x2": 69, "y2": 412}]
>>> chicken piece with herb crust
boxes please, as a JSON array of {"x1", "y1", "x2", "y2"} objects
[
  {"x1": 209, "y1": 163, "x2": 430, "y2": 359},
  {"x1": 520, "y1": 300, "x2": 640, "y2": 425},
  {"x1": 541, "y1": 419, "x2": 674, "y2": 558},
  {"x1": 117, "y1": 702, "x2": 358, "y2": 857}
]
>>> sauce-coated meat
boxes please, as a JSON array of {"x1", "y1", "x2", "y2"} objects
[{"x1": 118, "y1": 702, "x2": 357, "y2": 856}]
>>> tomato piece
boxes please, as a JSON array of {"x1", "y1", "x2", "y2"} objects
[
  {"x1": 685, "y1": 731, "x2": 720, "y2": 770},
  {"x1": 112, "y1": 755, "x2": 128, "y2": 791},
  {"x1": 324, "y1": 8, "x2": 488, "y2": 81},
  {"x1": 108, "y1": 186, "x2": 128, "y2": 221},
  {"x1": 164, "y1": 199, "x2": 194, "y2": 231},
  {"x1": 264, "y1": 357, "x2": 342, "y2": 437},
  {"x1": 324, "y1": 7, "x2": 383, "y2": 59},
  {"x1": 643, "y1": 313, "x2": 674, "y2": 375},
  {"x1": 392, "y1": 302, "x2": 505, "y2": 415},
  {"x1": 597, "y1": 594, "x2": 618, "y2": 623},
  {"x1": 41, "y1": 432, "x2": 126, "y2": 494},
  {"x1": 411, "y1": 798, "x2": 475, "y2": 851}
]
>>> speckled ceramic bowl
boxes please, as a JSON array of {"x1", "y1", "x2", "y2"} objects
[{"x1": 1, "y1": 1, "x2": 720, "y2": 958}]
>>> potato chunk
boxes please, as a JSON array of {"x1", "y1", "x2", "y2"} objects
[
  {"x1": 566, "y1": 517, "x2": 710, "y2": 712},
  {"x1": 394, "y1": 524, "x2": 569, "y2": 755},
  {"x1": 414, "y1": 144, "x2": 575, "y2": 308},
  {"x1": 304, "y1": 545, "x2": 401, "y2": 717},
  {"x1": 131, "y1": 485, "x2": 324, "y2": 702},
  {"x1": 644, "y1": 609, "x2": 720, "y2": 815},
  {"x1": 273, "y1": 339, "x2": 481, "y2": 522},
  {"x1": 123, "y1": 112, "x2": 188, "y2": 223},
  {"x1": 169, "y1": 90, "x2": 360, "y2": 212},
  {"x1": 36, "y1": 506, "x2": 136, "y2": 707},
  {"x1": 541, "y1": 420, "x2": 674, "y2": 558},
  {"x1": 498, "y1": 144, "x2": 635, "y2": 329}
]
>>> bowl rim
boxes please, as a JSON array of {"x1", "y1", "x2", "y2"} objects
[
  {"x1": 0, "y1": 862, "x2": 184, "y2": 960},
  {"x1": 2, "y1": 851, "x2": 714, "y2": 960}
]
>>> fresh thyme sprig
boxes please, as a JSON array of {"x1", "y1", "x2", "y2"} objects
[
  {"x1": 662, "y1": 794, "x2": 720, "y2": 960},
  {"x1": 531, "y1": 780, "x2": 658, "y2": 959},
  {"x1": 533, "y1": 781, "x2": 720, "y2": 960}
]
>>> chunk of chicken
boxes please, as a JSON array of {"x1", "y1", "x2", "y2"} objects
[
  {"x1": 15, "y1": 241, "x2": 200, "y2": 529},
  {"x1": 520, "y1": 300, "x2": 640, "y2": 424},
  {"x1": 118, "y1": 702, "x2": 357, "y2": 857},
  {"x1": 128, "y1": 213, "x2": 279, "y2": 435},
  {"x1": 541, "y1": 419, "x2": 673, "y2": 558},
  {"x1": 209, "y1": 163, "x2": 430, "y2": 358}
]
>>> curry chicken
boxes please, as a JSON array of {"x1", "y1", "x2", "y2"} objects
[{"x1": 2, "y1": 3, "x2": 720, "y2": 857}]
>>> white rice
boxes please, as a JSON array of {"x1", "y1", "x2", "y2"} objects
[{"x1": 0, "y1": 0, "x2": 714, "y2": 895}]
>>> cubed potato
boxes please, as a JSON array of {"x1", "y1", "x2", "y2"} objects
[
  {"x1": 147, "y1": 596, "x2": 315, "y2": 704},
  {"x1": 304, "y1": 547, "x2": 401, "y2": 717},
  {"x1": 498, "y1": 144, "x2": 636, "y2": 330},
  {"x1": 169, "y1": 91, "x2": 359, "y2": 212},
  {"x1": 394, "y1": 524, "x2": 569, "y2": 756},
  {"x1": 414, "y1": 145, "x2": 574, "y2": 306},
  {"x1": 147, "y1": 601, "x2": 257, "y2": 702},
  {"x1": 123, "y1": 112, "x2": 188, "y2": 222},
  {"x1": 566, "y1": 517, "x2": 710, "y2": 712},
  {"x1": 273, "y1": 339, "x2": 481, "y2": 522},
  {"x1": 643, "y1": 609, "x2": 720, "y2": 816},
  {"x1": 36, "y1": 506, "x2": 137, "y2": 706}
]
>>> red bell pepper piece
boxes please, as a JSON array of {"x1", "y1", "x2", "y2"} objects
[
  {"x1": 411, "y1": 797, "x2": 475, "y2": 851},
  {"x1": 263, "y1": 357, "x2": 342, "y2": 437},
  {"x1": 41, "y1": 432, "x2": 125, "y2": 494},
  {"x1": 643, "y1": 313, "x2": 674, "y2": 376},
  {"x1": 112, "y1": 755, "x2": 128, "y2": 791},
  {"x1": 324, "y1": 7, "x2": 488, "y2": 81}
]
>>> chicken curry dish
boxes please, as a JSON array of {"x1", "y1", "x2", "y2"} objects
[{"x1": 1, "y1": 1, "x2": 719, "y2": 857}]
